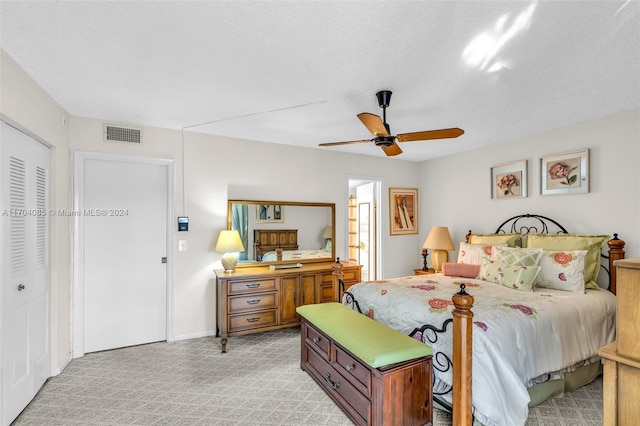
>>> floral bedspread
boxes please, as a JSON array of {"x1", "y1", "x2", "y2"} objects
[{"x1": 342, "y1": 274, "x2": 615, "y2": 426}]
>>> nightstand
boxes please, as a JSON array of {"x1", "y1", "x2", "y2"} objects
[{"x1": 414, "y1": 268, "x2": 436, "y2": 275}]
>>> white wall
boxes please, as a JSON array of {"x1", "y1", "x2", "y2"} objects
[
  {"x1": 67, "y1": 119, "x2": 421, "y2": 339},
  {"x1": 5, "y1": 44, "x2": 638, "y2": 366},
  {"x1": 419, "y1": 109, "x2": 640, "y2": 265},
  {"x1": 0, "y1": 49, "x2": 72, "y2": 373}
]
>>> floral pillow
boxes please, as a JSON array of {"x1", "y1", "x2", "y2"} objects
[
  {"x1": 457, "y1": 242, "x2": 505, "y2": 265},
  {"x1": 536, "y1": 249, "x2": 587, "y2": 293},
  {"x1": 492, "y1": 246, "x2": 543, "y2": 267},
  {"x1": 477, "y1": 257, "x2": 541, "y2": 292}
]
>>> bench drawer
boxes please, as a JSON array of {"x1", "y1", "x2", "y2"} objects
[
  {"x1": 306, "y1": 345, "x2": 370, "y2": 425},
  {"x1": 229, "y1": 309, "x2": 277, "y2": 332},
  {"x1": 333, "y1": 345, "x2": 371, "y2": 396},
  {"x1": 304, "y1": 323, "x2": 331, "y2": 360},
  {"x1": 228, "y1": 278, "x2": 277, "y2": 295},
  {"x1": 229, "y1": 292, "x2": 277, "y2": 313}
]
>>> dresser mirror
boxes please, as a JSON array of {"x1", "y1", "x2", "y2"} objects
[{"x1": 227, "y1": 200, "x2": 335, "y2": 267}]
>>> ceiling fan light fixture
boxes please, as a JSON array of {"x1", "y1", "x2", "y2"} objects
[{"x1": 318, "y1": 90, "x2": 464, "y2": 157}]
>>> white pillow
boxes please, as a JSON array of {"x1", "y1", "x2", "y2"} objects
[
  {"x1": 492, "y1": 246, "x2": 543, "y2": 267},
  {"x1": 536, "y1": 249, "x2": 588, "y2": 293},
  {"x1": 457, "y1": 242, "x2": 505, "y2": 265}
]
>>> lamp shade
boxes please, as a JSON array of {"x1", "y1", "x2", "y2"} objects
[
  {"x1": 422, "y1": 226, "x2": 454, "y2": 273},
  {"x1": 422, "y1": 226, "x2": 454, "y2": 250},
  {"x1": 322, "y1": 225, "x2": 333, "y2": 239},
  {"x1": 215, "y1": 230, "x2": 245, "y2": 253}
]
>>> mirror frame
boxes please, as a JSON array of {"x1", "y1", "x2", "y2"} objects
[{"x1": 227, "y1": 200, "x2": 336, "y2": 267}]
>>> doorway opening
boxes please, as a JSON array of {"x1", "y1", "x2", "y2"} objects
[{"x1": 347, "y1": 178, "x2": 382, "y2": 281}]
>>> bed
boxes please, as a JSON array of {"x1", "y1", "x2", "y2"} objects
[{"x1": 338, "y1": 214, "x2": 626, "y2": 426}]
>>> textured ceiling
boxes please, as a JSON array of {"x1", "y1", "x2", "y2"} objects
[{"x1": 1, "y1": 1, "x2": 638, "y2": 161}]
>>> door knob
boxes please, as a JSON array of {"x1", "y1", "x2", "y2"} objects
[{"x1": 18, "y1": 284, "x2": 25, "y2": 291}]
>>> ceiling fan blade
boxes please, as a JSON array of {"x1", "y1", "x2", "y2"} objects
[
  {"x1": 396, "y1": 127, "x2": 464, "y2": 142},
  {"x1": 381, "y1": 142, "x2": 402, "y2": 157},
  {"x1": 318, "y1": 139, "x2": 372, "y2": 147},
  {"x1": 357, "y1": 113, "x2": 389, "y2": 137}
]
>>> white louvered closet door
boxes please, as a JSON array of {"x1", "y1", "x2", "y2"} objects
[{"x1": 0, "y1": 122, "x2": 51, "y2": 426}]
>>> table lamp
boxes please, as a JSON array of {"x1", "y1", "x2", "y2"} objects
[
  {"x1": 322, "y1": 224, "x2": 333, "y2": 242},
  {"x1": 215, "y1": 230, "x2": 245, "y2": 272},
  {"x1": 422, "y1": 226, "x2": 454, "y2": 273}
]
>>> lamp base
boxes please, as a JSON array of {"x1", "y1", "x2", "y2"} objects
[
  {"x1": 221, "y1": 253, "x2": 238, "y2": 272},
  {"x1": 431, "y1": 249, "x2": 449, "y2": 273}
]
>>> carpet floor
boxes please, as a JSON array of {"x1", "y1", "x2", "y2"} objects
[{"x1": 12, "y1": 327, "x2": 602, "y2": 425}]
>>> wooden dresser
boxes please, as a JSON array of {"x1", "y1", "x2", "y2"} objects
[
  {"x1": 215, "y1": 261, "x2": 362, "y2": 352},
  {"x1": 598, "y1": 257, "x2": 640, "y2": 425}
]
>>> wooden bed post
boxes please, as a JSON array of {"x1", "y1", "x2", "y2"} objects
[
  {"x1": 452, "y1": 284, "x2": 474, "y2": 426},
  {"x1": 607, "y1": 234, "x2": 625, "y2": 295},
  {"x1": 332, "y1": 258, "x2": 344, "y2": 302}
]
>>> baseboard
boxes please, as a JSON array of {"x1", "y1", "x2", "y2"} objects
[
  {"x1": 51, "y1": 351, "x2": 72, "y2": 376},
  {"x1": 172, "y1": 330, "x2": 216, "y2": 342}
]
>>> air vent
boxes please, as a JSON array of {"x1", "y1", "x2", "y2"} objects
[{"x1": 103, "y1": 123, "x2": 142, "y2": 144}]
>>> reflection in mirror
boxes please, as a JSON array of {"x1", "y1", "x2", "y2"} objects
[{"x1": 227, "y1": 200, "x2": 335, "y2": 267}]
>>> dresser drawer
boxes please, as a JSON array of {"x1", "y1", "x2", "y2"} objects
[
  {"x1": 229, "y1": 292, "x2": 277, "y2": 313},
  {"x1": 306, "y1": 345, "x2": 370, "y2": 425},
  {"x1": 229, "y1": 309, "x2": 277, "y2": 332},
  {"x1": 333, "y1": 344, "x2": 371, "y2": 396},
  {"x1": 228, "y1": 278, "x2": 277, "y2": 295},
  {"x1": 303, "y1": 323, "x2": 331, "y2": 360},
  {"x1": 342, "y1": 268, "x2": 359, "y2": 283}
]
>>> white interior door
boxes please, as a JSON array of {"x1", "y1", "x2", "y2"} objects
[
  {"x1": 355, "y1": 182, "x2": 378, "y2": 280},
  {"x1": 1, "y1": 122, "x2": 51, "y2": 426},
  {"x1": 78, "y1": 154, "x2": 169, "y2": 354}
]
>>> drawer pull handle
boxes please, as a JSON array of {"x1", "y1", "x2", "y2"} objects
[
  {"x1": 324, "y1": 372, "x2": 340, "y2": 390},
  {"x1": 246, "y1": 299, "x2": 260, "y2": 305},
  {"x1": 246, "y1": 317, "x2": 260, "y2": 323},
  {"x1": 246, "y1": 283, "x2": 260, "y2": 288},
  {"x1": 345, "y1": 364, "x2": 354, "y2": 371},
  {"x1": 312, "y1": 337, "x2": 320, "y2": 343}
]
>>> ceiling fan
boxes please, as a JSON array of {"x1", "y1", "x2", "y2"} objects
[{"x1": 319, "y1": 90, "x2": 464, "y2": 157}]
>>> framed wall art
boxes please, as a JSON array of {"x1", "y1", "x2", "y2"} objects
[
  {"x1": 256, "y1": 204, "x2": 284, "y2": 223},
  {"x1": 491, "y1": 160, "x2": 527, "y2": 199},
  {"x1": 389, "y1": 188, "x2": 418, "y2": 235},
  {"x1": 540, "y1": 149, "x2": 589, "y2": 195}
]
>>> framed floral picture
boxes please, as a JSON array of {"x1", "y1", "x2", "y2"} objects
[
  {"x1": 389, "y1": 188, "x2": 418, "y2": 235},
  {"x1": 491, "y1": 160, "x2": 527, "y2": 199},
  {"x1": 540, "y1": 149, "x2": 589, "y2": 195}
]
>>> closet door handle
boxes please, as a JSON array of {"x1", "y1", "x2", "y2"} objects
[{"x1": 18, "y1": 284, "x2": 25, "y2": 291}]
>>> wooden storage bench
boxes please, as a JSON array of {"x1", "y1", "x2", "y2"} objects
[{"x1": 297, "y1": 303, "x2": 433, "y2": 426}]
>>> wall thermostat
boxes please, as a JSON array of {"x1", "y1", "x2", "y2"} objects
[{"x1": 178, "y1": 216, "x2": 189, "y2": 232}]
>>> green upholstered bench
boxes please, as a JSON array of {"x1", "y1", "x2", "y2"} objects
[{"x1": 297, "y1": 302, "x2": 433, "y2": 426}]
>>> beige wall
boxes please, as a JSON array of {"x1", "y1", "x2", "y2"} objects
[
  {"x1": 1, "y1": 49, "x2": 72, "y2": 372},
  {"x1": 420, "y1": 109, "x2": 640, "y2": 266},
  {"x1": 3, "y1": 45, "x2": 638, "y2": 375}
]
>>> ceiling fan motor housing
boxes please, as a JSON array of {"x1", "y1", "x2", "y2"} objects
[
  {"x1": 376, "y1": 90, "x2": 392, "y2": 108},
  {"x1": 374, "y1": 136, "x2": 395, "y2": 146}
]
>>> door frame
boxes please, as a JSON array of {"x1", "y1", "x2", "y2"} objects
[
  {"x1": 347, "y1": 176, "x2": 383, "y2": 280},
  {"x1": 72, "y1": 151, "x2": 175, "y2": 358}
]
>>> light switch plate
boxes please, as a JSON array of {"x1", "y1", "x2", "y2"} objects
[{"x1": 178, "y1": 240, "x2": 187, "y2": 252}]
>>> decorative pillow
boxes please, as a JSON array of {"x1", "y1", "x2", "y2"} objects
[
  {"x1": 457, "y1": 242, "x2": 505, "y2": 265},
  {"x1": 536, "y1": 250, "x2": 588, "y2": 293},
  {"x1": 477, "y1": 257, "x2": 541, "y2": 291},
  {"x1": 492, "y1": 246, "x2": 543, "y2": 267},
  {"x1": 525, "y1": 234, "x2": 609, "y2": 289},
  {"x1": 442, "y1": 262, "x2": 481, "y2": 278},
  {"x1": 468, "y1": 233, "x2": 522, "y2": 248}
]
